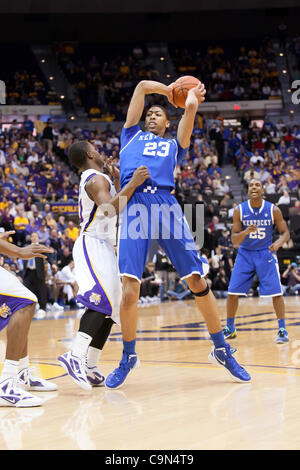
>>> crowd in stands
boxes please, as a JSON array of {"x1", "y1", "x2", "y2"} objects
[
  {"x1": 169, "y1": 40, "x2": 282, "y2": 101},
  {"x1": 3, "y1": 39, "x2": 286, "y2": 119},
  {"x1": 54, "y1": 42, "x2": 161, "y2": 121},
  {"x1": 1, "y1": 45, "x2": 60, "y2": 106},
  {"x1": 288, "y1": 35, "x2": 300, "y2": 85},
  {"x1": 53, "y1": 39, "x2": 284, "y2": 124},
  {"x1": 0, "y1": 110, "x2": 299, "y2": 312}
]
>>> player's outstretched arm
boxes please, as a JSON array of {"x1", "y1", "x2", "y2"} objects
[
  {"x1": 268, "y1": 206, "x2": 290, "y2": 252},
  {"x1": 0, "y1": 235, "x2": 54, "y2": 260},
  {"x1": 177, "y1": 82, "x2": 206, "y2": 149},
  {"x1": 231, "y1": 207, "x2": 258, "y2": 246},
  {"x1": 85, "y1": 166, "x2": 150, "y2": 216},
  {"x1": 125, "y1": 80, "x2": 174, "y2": 128}
]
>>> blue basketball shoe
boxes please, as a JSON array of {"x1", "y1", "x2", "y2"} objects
[
  {"x1": 105, "y1": 352, "x2": 140, "y2": 389},
  {"x1": 223, "y1": 326, "x2": 237, "y2": 339},
  {"x1": 276, "y1": 328, "x2": 289, "y2": 344},
  {"x1": 208, "y1": 344, "x2": 251, "y2": 383}
]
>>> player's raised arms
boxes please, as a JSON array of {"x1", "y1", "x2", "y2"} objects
[
  {"x1": 176, "y1": 82, "x2": 206, "y2": 149},
  {"x1": 124, "y1": 80, "x2": 174, "y2": 128}
]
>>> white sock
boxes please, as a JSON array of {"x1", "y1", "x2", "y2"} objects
[
  {"x1": 86, "y1": 347, "x2": 101, "y2": 368},
  {"x1": 71, "y1": 332, "x2": 92, "y2": 359},
  {"x1": 0, "y1": 359, "x2": 19, "y2": 381},
  {"x1": 18, "y1": 355, "x2": 30, "y2": 372}
]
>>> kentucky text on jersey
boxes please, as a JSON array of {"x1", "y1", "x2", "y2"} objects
[
  {"x1": 239, "y1": 199, "x2": 274, "y2": 251},
  {"x1": 119, "y1": 124, "x2": 188, "y2": 189},
  {"x1": 243, "y1": 219, "x2": 272, "y2": 226}
]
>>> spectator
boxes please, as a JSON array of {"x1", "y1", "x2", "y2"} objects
[
  {"x1": 264, "y1": 177, "x2": 277, "y2": 194},
  {"x1": 282, "y1": 263, "x2": 300, "y2": 295},
  {"x1": 59, "y1": 245, "x2": 73, "y2": 268},
  {"x1": 152, "y1": 248, "x2": 172, "y2": 298},
  {"x1": 57, "y1": 260, "x2": 80, "y2": 309},
  {"x1": 34, "y1": 115, "x2": 45, "y2": 139},
  {"x1": 42, "y1": 119, "x2": 54, "y2": 151},
  {"x1": 14, "y1": 207, "x2": 29, "y2": 246},
  {"x1": 212, "y1": 268, "x2": 229, "y2": 298},
  {"x1": 66, "y1": 220, "x2": 79, "y2": 242},
  {"x1": 22, "y1": 115, "x2": 34, "y2": 134},
  {"x1": 139, "y1": 262, "x2": 162, "y2": 304},
  {"x1": 57, "y1": 215, "x2": 67, "y2": 233},
  {"x1": 167, "y1": 276, "x2": 191, "y2": 301},
  {"x1": 37, "y1": 220, "x2": 50, "y2": 245},
  {"x1": 278, "y1": 191, "x2": 291, "y2": 205},
  {"x1": 244, "y1": 166, "x2": 260, "y2": 183},
  {"x1": 23, "y1": 232, "x2": 48, "y2": 318}
]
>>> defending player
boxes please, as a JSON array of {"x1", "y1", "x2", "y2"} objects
[
  {"x1": 0, "y1": 231, "x2": 57, "y2": 407},
  {"x1": 223, "y1": 178, "x2": 290, "y2": 343},
  {"x1": 58, "y1": 141, "x2": 150, "y2": 390},
  {"x1": 105, "y1": 79, "x2": 251, "y2": 389}
]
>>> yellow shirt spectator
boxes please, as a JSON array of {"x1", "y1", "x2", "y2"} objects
[
  {"x1": 34, "y1": 119, "x2": 45, "y2": 135},
  {"x1": 14, "y1": 215, "x2": 29, "y2": 230},
  {"x1": 67, "y1": 225, "x2": 79, "y2": 241},
  {"x1": 0, "y1": 200, "x2": 8, "y2": 211}
]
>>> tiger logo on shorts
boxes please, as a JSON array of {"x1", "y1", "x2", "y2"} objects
[
  {"x1": 0, "y1": 303, "x2": 12, "y2": 319},
  {"x1": 89, "y1": 293, "x2": 102, "y2": 305}
]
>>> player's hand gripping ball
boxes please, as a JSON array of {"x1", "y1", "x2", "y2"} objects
[{"x1": 172, "y1": 76, "x2": 202, "y2": 108}]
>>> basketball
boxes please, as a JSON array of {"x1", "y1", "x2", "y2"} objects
[{"x1": 172, "y1": 76, "x2": 201, "y2": 108}]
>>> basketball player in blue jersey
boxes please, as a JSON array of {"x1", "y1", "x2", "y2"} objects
[
  {"x1": 224, "y1": 178, "x2": 290, "y2": 343},
  {"x1": 58, "y1": 141, "x2": 150, "y2": 390},
  {"x1": 105, "y1": 79, "x2": 251, "y2": 389}
]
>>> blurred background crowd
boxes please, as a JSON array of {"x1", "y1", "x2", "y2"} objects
[
  {"x1": 1, "y1": 27, "x2": 300, "y2": 313},
  {"x1": 0, "y1": 106, "x2": 299, "y2": 313}
]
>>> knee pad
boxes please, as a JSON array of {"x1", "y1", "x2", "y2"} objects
[{"x1": 191, "y1": 282, "x2": 210, "y2": 298}]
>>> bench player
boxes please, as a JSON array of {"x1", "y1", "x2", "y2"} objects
[
  {"x1": 223, "y1": 178, "x2": 290, "y2": 343},
  {"x1": 58, "y1": 141, "x2": 150, "y2": 390},
  {"x1": 105, "y1": 79, "x2": 251, "y2": 389}
]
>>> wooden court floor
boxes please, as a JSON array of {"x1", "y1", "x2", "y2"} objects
[{"x1": 0, "y1": 297, "x2": 299, "y2": 450}]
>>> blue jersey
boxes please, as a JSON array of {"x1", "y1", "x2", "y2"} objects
[
  {"x1": 238, "y1": 199, "x2": 274, "y2": 251},
  {"x1": 119, "y1": 124, "x2": 188, "y2": 189}
]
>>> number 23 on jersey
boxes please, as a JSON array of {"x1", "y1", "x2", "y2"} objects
[{"x1": 143, "y1": 141, "x2": 170, "y2": 157}]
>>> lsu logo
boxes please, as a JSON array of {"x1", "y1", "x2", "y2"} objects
[
  {"x1": 0, "y1": 303, "x2": 11, "y2": 319},
  {"x1": 89, "y1": 293, "x2": 102, "y2": 305}
]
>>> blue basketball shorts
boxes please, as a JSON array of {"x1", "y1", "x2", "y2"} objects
[
  {"x1": 118, "y1": 189, "x2": 209, "y2": 282},
  {"x1": 228, "y1": 247, "x2": 283, "y2": 297}
]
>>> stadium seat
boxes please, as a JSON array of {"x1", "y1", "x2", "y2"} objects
[{"x1": 277, "y1": 204, "x2": 290, "y2": 220}]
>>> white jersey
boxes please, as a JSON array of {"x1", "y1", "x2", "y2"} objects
[
  {"x1": 74, "y1": 169, "x2": 121, "y2": 323},
  {"x1": 78, "y1": 169, "x2": 117, "y2": 246}
]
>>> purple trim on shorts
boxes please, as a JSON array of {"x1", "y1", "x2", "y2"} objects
[
  {"x1": 77, "y1": 286, "x2": 112, "y2": 315},
  {"x1": 79, "y1": 236, "x2": 112, "y2": 315},
  {"x1": 0, "y1": 294, "x2": 36, "y2": 331}
]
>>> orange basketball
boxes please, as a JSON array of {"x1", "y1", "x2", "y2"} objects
[{"x1": 172, "y1": 76, "x2": 201, "y2": 108}]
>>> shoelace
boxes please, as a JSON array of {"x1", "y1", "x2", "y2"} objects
[
  {"x1": 19, "y1": 366, "x2": 40, "y2": 381},
  {"x1": 113, "y1": 356, "x2": 134, "y2": 378},
  {"x1": 225, "y1": 345, "x2": 237, "y2": 356},
  {"x1": 278, "y1": 329, "x2": 287, "y2": 337},
  {"x1": 223, "y1": 345, "x2": 247, "y2": 372}
]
